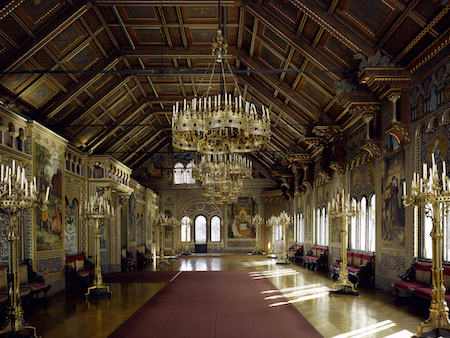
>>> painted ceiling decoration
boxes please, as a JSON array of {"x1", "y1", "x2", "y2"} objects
[{"x1": 0, "y1": 0, "x2": 448, "y2": 182}]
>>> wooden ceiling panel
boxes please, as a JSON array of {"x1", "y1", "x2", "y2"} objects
[
  {"x1": 0, "y1": 62, "x2": 40, "y2": 95},
  {"x1": 322, "y1": 35, "x2": 355, "y2": 68},
  {"x1": 265, "y1": 0, "x2": 300, "y2": 27},
  {"x1": 0, "y1": 14, "x2": 30, "y2": 46},
  {"x1": 383, "y1": 17, "x2": 422, "y2": 59},
  {"x1": 16, "y1": 0, "x2": 64, "y2": 30},
  {"x1": 96, "y1": 30, "x2": 116, "y2": 54},
  {"x1": 302, "y1": 18, "x2": 321, "y2": 46},
  {"x1": 82, "y1": 8, "x2": 103, "y2": 32}
]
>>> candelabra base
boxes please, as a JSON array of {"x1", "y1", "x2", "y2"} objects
[
  {"x1": 169, "y1": 255, "x2": 179, "y2": 260},
  {"x1": 330, "y1": 279, "x2": 358, "y2": 296},
  {"x1": 276, "y1": 259, "x2": 290, "y2": 265},
  {"x1": 85, "y1": 284, "x2": 113, "y2": 298},
  {"x1": 414, "y1": 328, "x2": 450, "y2": 338},
  {"x1": 267, "y1": 254, "x2": 277, "y2": 259},
  {"x1": 180, "y1": 250, "x2": 191, "y2": 256},
  {"x1": 157, "y1": 258, "x2": 170, "y2": 267},
  {"x1": 0, "y1": 313, "x2": 39, "y2": 338},
  {"x1": 329, "y1": 287, "x2": 359, "y2": 296},
  {"x1": 252, "y1": 250, "x2": 264, "y2": 255}
]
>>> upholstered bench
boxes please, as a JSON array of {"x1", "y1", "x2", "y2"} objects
[
  {"x1": 136, "y1": 245, "x2": 152, "y2": 267},
  {"x1": 19, "y1": 262, "x2": 51, "y2": 299},
  {"x1": 65, "y1": 254, "x2": 94, "y2": 290},
  {"x1": 121, "y1": 248, "x2": 137, "y2": 271},
  {"x1": 303, "y1": 246, "x2": 328, "y2": 271},
  {"x1": 393, "y1": 260, "x2": 450, "y2": 303},
  {"x1": 287, "y1": 243, "x2": 303, "y2": 262},
  {"x1": 330, "y1": 250, "x2": 375, "y2": 287}
]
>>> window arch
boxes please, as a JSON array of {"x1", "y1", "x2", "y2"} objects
[
  {"x1": 349, "y1": 195, "x2": 376, "y2": 252},
  {"x1": 194, "y1": 215, "x2": 207, "y2": 242},
  {"x1": 174, "y1": 162, "x2": 184, "y2": 184},
  {"x1": 316, "y1": 206, "x2": 328, "y2": 246},
  {"x1": 181, "y1": 216, "x2": 191, "y2": 242},
  {"x1": 185, "y1": 162, "x2": 196, "y2": 184},
  {"x1": 210, "y1": 216, "x2": 221, "y2": 242}
]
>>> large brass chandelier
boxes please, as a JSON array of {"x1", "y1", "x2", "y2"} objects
[
  {"x1": 191, "y1": 153, "x2": 251, "y2": 203},
  {"x1": 171, "y1": 28, "x2": 271, "y2": 154}
]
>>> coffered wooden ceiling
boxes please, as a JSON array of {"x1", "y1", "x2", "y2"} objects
[{"x1": 0, "y1": 0, "x2": 449, "y2": 178}]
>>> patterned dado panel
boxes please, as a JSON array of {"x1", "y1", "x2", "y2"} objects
[
  {"x1": 36, "y1": 257, "x2": 64, "y2": 280},
  {"x1": 379, "y1": 253, "x2": 407, "y2": 278}
]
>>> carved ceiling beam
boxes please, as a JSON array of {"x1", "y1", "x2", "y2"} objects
[
  {"x1": 239, "y1": 52, "x2": 322, "y2": 121},
  {"x1": 95, "y1": 1, "x2": 239, "y2": 6},
  {"x1": 0, "y1": 0, "x2": 92, "y2": 74},
  {"x1": 242, "y1": 0, "x2": 343, "y2": 80},
  {"x1": 127, "y1": 135, "x2": 170, "y2": 170},
  {"x1": 375, "y1": 0, "x2": 420, "y2": 50},
  {"x1": 358, "y1": 67, "x2": 410, "y2": 100},
  {"x1": 290, "y1": 0, "x2": 374, "y2": 56},
  {"x1": 44, "y1": 55, "x2": 121, "y2": 120},
  {"x1": 312, "y1": 125, "x2": 343, "y2": 141},
  {"x1": 85, "y1": 100, "x2": 150, "y2": 151},
  {"x1": 57, "y1": 75, "x2": 133, "y2": 129},
  {"x1": 105, "y1": 117, "x2": 157, "y2": 154},
  {"x1": 120, "y1": 130, "x2": 166, "y2": 164},
  {"x1": 237, "y1": 74, "x2": 311, "y2": 128},
  {"x1": 119, "y1": 46, "x2": 238, "y2": 59}
]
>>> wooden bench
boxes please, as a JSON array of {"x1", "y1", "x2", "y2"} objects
[
  {"x1": 330, "y1": 250, "x2": 375, "y2": 287},
  {"x1": 65, "y1": 254, "x2": 95, "y2": 290},
  {"x1": 121, "y1": 247, "x2": 137, "y2": 271},
  {"x1": 302, "y1": 246, "x2": 328, "y2": 271},
  {"x1": 136, "y1": 245, "x2": 153, "y2": 267},
  {"x1": 287, "y1": 243, "x2": 303, "y2": 262},
  {"x1": 0, "y1": 260, "x2": 51, "y2": 304},
  {"x1": 393, "y1": 260, "x2": 450, "y2": 303}
]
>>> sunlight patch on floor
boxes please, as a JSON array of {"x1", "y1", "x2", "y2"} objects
[
  {"x1": 331, "y1": 320, "x2": 397, "y2": 338},
  {"x1": 381, "y1": 330, "x2": 414, "y2": 338},
  {"x1": 261, "y1": 283, "x2": 322, "y2": 294}
]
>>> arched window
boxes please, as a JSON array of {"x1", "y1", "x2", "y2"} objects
[
  {"x1": 360, "y1": 197, "x2": 367, "y2": 251},
  {"x1": 298, "y1": 213, "x2": 304, "y2": 243},
  {"x1": 423, "y1": 204, "x2": 433, "y2": 259},
  {"x1": 369, "y1": 195, "x2": 376, "y2": 252},
  {"x1": 210, "y1": 216, "x2": 221, "y2": 242},
  {"x1": 185, "y1": 162, "x2": 196, "y2": 184},
  {"x1": 194, "y1": 215, "x2": 207, "y2": 242},
  {"x1": 174, "y1": 162, "x2": 184, "y2": 184},
  {"x1": 181, "y1": 216, "x2": 191, "y2": 242},
  {"x1": 350, "y1": 198, "x2": 358, "y2": 249},
  {"x1": 316, "y1": 206, "x2": 328, "y2": 246}
]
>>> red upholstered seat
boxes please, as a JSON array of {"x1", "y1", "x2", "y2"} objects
[
  {"x1": 332, "y1": 264, "x2": 340, "y2": 269},
  {"x1": 394, "y1": 281, "x2": 429, "y2": 291},
  {"x1": 413, "y1": 287, "x2": 433, "y2": 298},
  {"x1": 309, "y1": 257, "x2": 319, "y2": 261},
  {"x1": 85, "y1": 268, "x2": 95, "y2": 274},
  {"x1": 347, "y1": 266, "x2": 361, "y2": 273}
]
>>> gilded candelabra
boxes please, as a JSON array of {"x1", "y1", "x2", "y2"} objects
[
  {"x1": 403, "y1": 157, "x2": 450, "y2": 337},
  {"x1": 0, "y1": 161, "x2": 49, "y2": 338},
  {"x1": 252, "y1": 214, "x2": 264, "y2": 255},
  {"x1": 329, "y1": 190, "x2": 359, "y2": 296},
  {"x1": 156, "y1": 213, "x2": 170, "y2": 267},
  {"x1": 168, "y1": 217, "x2": 179, "y2": 259},
  {"x1": 180, "y1": 216, "x2": 191, "y2": 256},
  {"x1": 82, "y1": 193, "x2": 114, "y2": 298},
  {"x1": 266, "y1": 215, "x2": 278, "y2": 259},
  {"x1": 276, "y1": 211, "x2": 292, "y2": 265}
]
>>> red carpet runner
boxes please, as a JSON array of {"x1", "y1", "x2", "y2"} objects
[
  {"x1": 108, "y1": 271, "x2": 323, "y2": 338},
  {"x1": 102, "y1": 271, "x2": 179, "y2": 283}
]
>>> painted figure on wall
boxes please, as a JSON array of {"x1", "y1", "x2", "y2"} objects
[
  {"x1": 35, "y1": 143, "x2": 63, "y2": 251},
  {"x1": 381, "y1": 151, "x2": 406, "y2": 248},
  {"x1": 427, "y1": 132, "x2": 448, "y2": 173},
  {"x1": 365, "y1": 163, "x2": 375, "y2": 186},
  {"x1": 417, "y1": 94, "x2": 424, "y2": 118},
  {"x1": 227, "y1": 197, "x2": 257, "y2": 238},
  {"x1": 64, "y1": 198, "x2": 78, "y2": 255},
  {"x1": 445, "y1": 73, "x2": 450, "y2": 103},
  {"x1": 129, "y1": 193, "x2": 136, "y2": 242}
]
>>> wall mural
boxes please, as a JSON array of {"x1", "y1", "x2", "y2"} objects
[
  {"x1": 35, "y1": 142, "x2": 63, "y2": 251},
  {"x1": 1, "y1": 213, "x2": 9, "y2": 260},
  {"x1": 381, "y1": 150, "x2": 406, "y2": 248},
  {"x1": 227, "y1": 197, "x2": 258, "y2": 238},
  {"x1": 305, "y1": 193, "x2": 312, "y2": 241},
  {"x1": 64, "y1": 197, "x2": 78, "y2": 255},
  {"x1": 129, "y1": 193, "x2": 136, "y2": 242},
  {"x1": 329, "y1": 188, "x2": 344, "y2": 243}
]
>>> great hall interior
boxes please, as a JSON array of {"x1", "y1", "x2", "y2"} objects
[{"x1": 0, "y1": 0, "x2": 450, "y2": 337}]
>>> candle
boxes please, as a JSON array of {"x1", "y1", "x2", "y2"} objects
[
  {"x1": 443, "y1": 172, "x2": 446, "y2": 191},
  {"x1": 25, "y1": 180, "x2": 28, "y2": 197},
  {"x1": 12, "y1": 160, "x2": 15, "y2": 176},
  {"x1": 423, "y1": 163, "x2": 427, "y2": 180},
  {"x1": 8, "y1": 177, "x2": 11, "y2": 196},
  {"x1": 1, "y1": 164, "x2": 4, "y2": 182},
  {"x1": 403, "y1": 181, "x2": 406, "y2": 195},
  {"x1": 444, "y1": 161, "x2": 447, "y2": 175},
  {"x1": 45, "y1": 186, "x2": 50, "y2": 201}
]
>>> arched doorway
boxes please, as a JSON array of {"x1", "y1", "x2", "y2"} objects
[{"x1": 194, "y1": 215, "x2": 207, "y2": 253}]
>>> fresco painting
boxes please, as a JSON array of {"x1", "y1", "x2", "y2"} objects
[
  {"x1": 227, "y1": 197, "x2": 258, "y2": 238},
  {"x1": 35, "y1": 142, "x2": 63, "y2": 251},
  {"x1": 381, "y1": 151, "x2": 406, "y2": 248}
]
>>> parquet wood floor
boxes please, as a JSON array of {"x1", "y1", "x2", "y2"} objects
[{"x1": 12, "y1": 254, "x2": 431, "y2": 338}]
